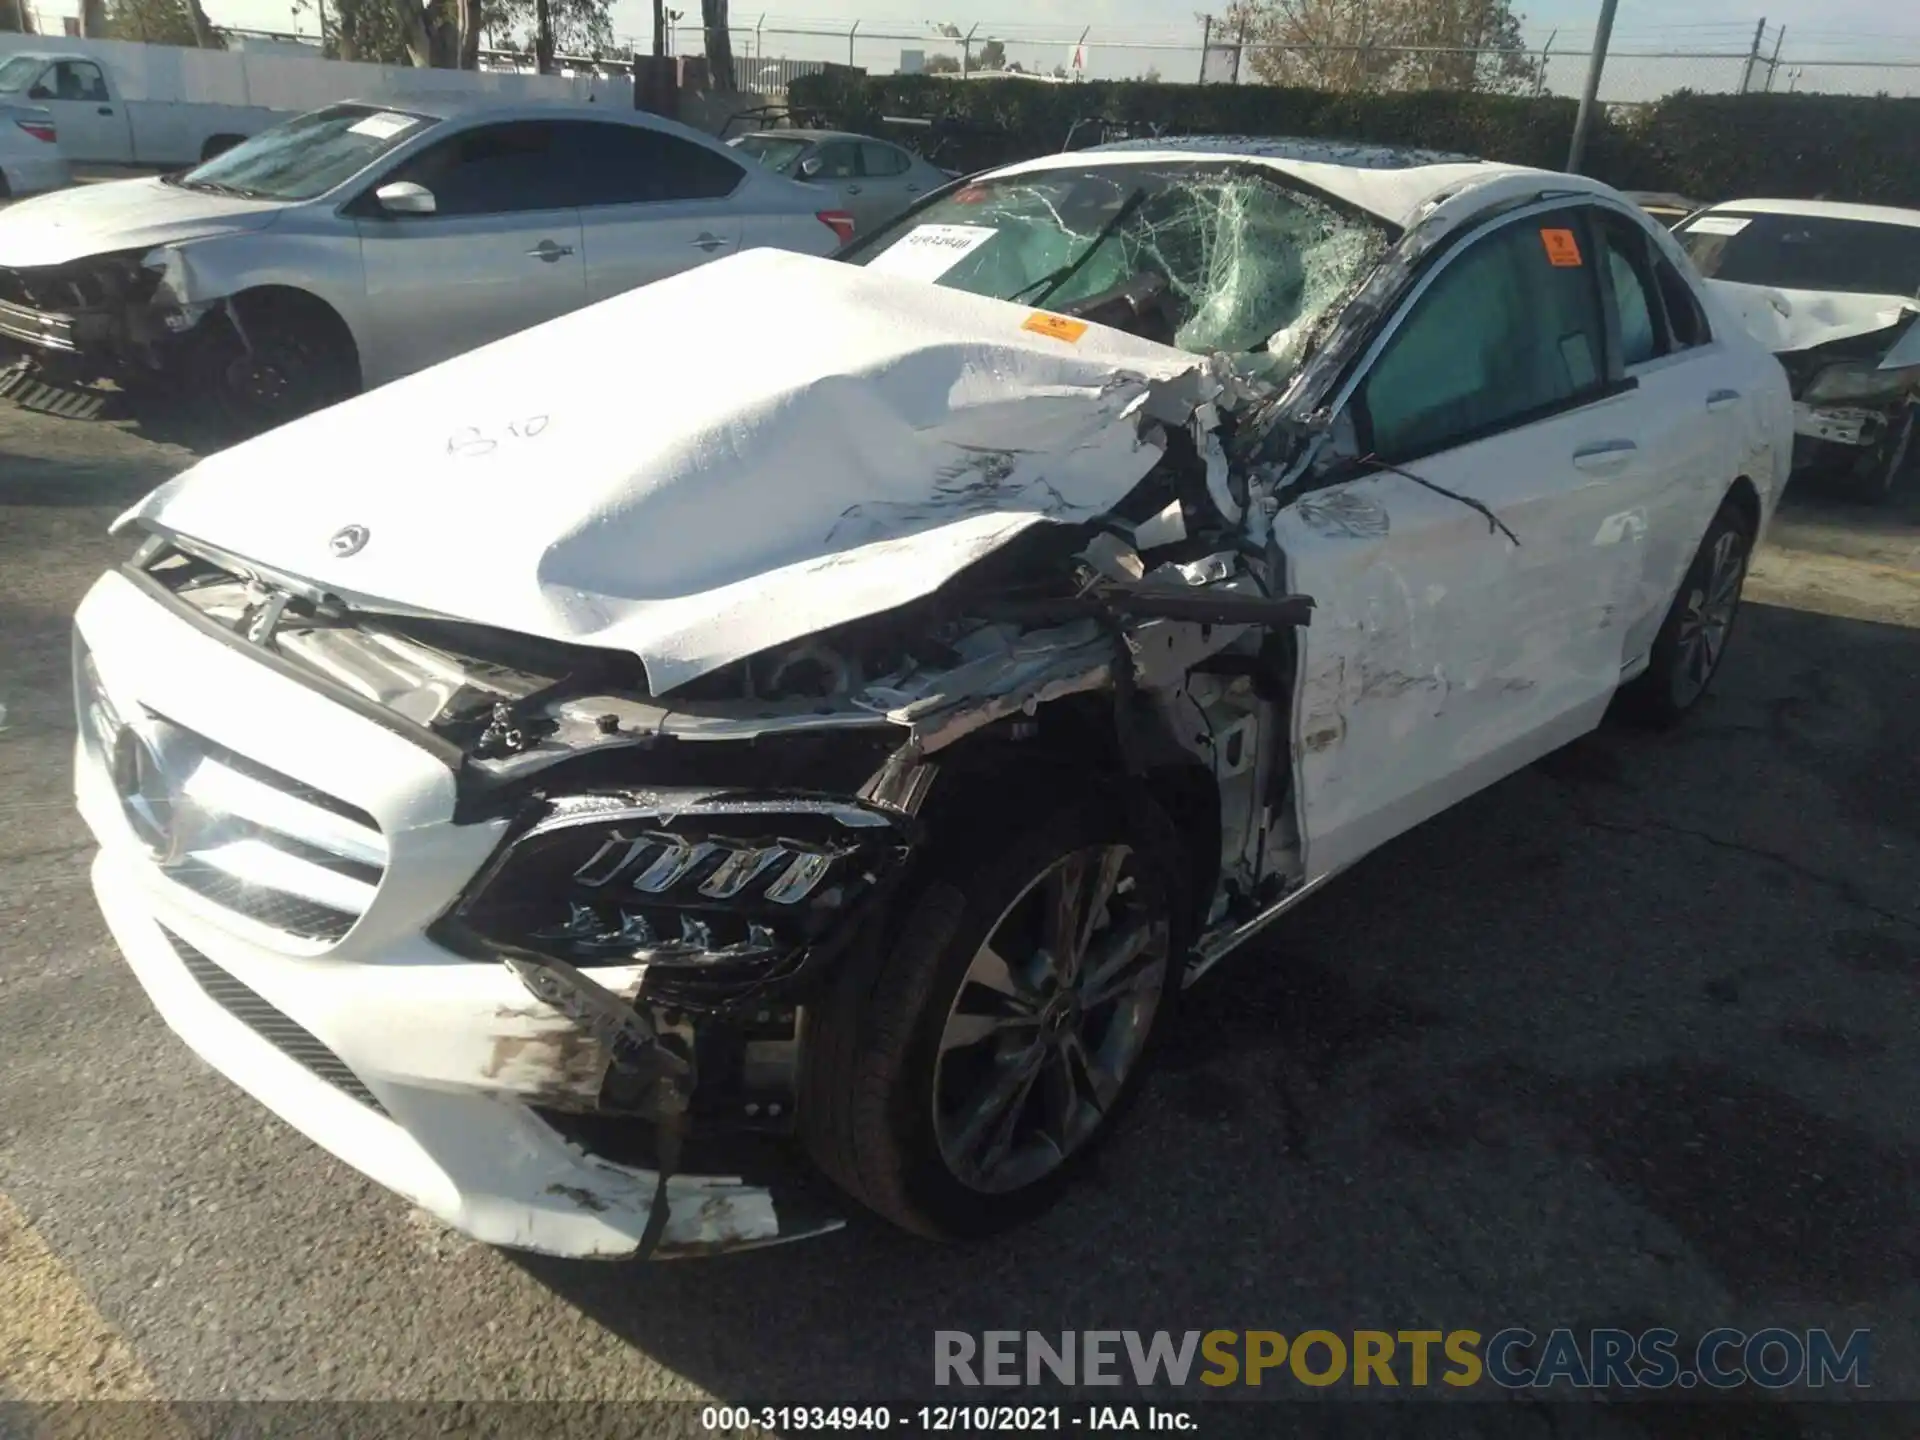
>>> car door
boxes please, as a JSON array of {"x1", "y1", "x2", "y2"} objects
[
  {"x1": 565, "y1": 119, "x2": 747, "y2": 304},
  {"x1": 31, "y1": 59, "x2": 129, "y2": 163},
  {"x1": 1276, "y1": 202, "x2": 1666, "y2": 880},
  {"x1": 1590, "y1": 206, "x2": 1749, "y2": 666},
  {"x1": 352, "y1": 119, "x2": 585, "y2": 383},
  {"x1": 853, "y1": 141, "x2": 929, "y2": 229}
]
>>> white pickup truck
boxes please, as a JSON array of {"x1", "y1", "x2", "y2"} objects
[{"x1": 0, "y1": 37, "x2": 624, "y2": 170}]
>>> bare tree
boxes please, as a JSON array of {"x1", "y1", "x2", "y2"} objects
[{"x1": 1216, "y1": 0, "x2": 1540, "y2": 93}]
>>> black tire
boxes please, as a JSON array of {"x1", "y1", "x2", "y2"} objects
[
  {"x1": 190, "y1": 294, "x2": 358, "y2": 437},
  {"x1": 799, "y1": 791, "x2": 1186, "y2": 1239},
  {"x1": 1618, "y1": 499, "x2": 1755, "y2": 727},
  {"x1": 1836, "y1": 402, "x2": 1915, "y2": 504}
]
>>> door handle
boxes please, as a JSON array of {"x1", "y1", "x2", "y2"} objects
[
  {"x1": 526, "y1": 240, "x2": 574, "y2": 262},
  {"x1": 97, "y1": 106, "x2": 113, "y2": 115},
  {"x1": 690, "y1": 233, "x2": 728, "y2": 252},
  {"x1": 845, "y1": 184, "x2": 862, "y2": 194},
  {"x1": 905, "y1": 184, "x2": 920, "y2": 192},
  {"x1": 1572, "y1": 440, "x2": 1638, "y2": 474},
  {"x1": 1706, "y1": 388, "x2": 1741, "y2": 411}
]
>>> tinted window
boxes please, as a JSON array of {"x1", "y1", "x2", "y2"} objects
[
  {"x1": 860, "y1": 142, "x2": 909, "y2": 178},
  {"x1": 561, "y1": 121, "x2": 743, "y2": 205},
  {"x1": 1679, "y1": 212, "x2": 1920, "y2": 297},
  {"x1": 1595, "y1": 211, "x2": 1660, "y2": 367},
  {"x1": 1360, "y1": 212, "x2": 1606, "y2": 462},
  {"x1": 811, "y1": 141, "x2": 860, "y2": 179},
  {"x1": 384, "y1": 122, "x2": 574, "y2": 215},
  {"x1": 52, "y1": 61, "x2": 109, "y2": 102}
]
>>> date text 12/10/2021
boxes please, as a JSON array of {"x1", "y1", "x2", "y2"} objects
[{"x1": 700, "y1": 1407, "x2": 1194, "y2": 1432}]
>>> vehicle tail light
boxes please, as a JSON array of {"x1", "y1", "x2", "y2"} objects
[
  {"x1": 17, "y1": 119, "x2": 56, "y2": 144},
  {"x1": 816, "y1": 210, "x2": 855, "y2": 246}
]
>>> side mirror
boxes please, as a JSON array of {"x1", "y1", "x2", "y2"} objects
[
  {"x1": 798, "y1": 155, "x2": 824, "y2": 179},
  {"x1": 374, "y1": 181, "x2": 436, "y2": 216},
  {"x1": 27, "y1": 85, "x2": 51, "y2": 100}
]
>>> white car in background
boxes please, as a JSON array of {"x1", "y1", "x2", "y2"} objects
[
  {"x1": 1679, "y1": 198, "x2": 1920, "y2": 501},
  {"x1": 73, "y1": 142, "x2": 1790, "y2": 1259},
  {"x1": 0, "y1": 96, "x2": 852, "y2": 430},
  {"x1": 0, "y1": 94, "x2": 69, "y2": 200}
]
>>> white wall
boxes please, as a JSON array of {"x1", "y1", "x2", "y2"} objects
[{"x1": 0, "y1": 34, "x2": 634, "y2": 108}]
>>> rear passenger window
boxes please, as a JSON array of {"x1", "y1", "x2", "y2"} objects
[
  {"x1": 1654, "y1": 255, "x2": 1711, "y2": 348},
  {"x1": 860, "y1": 143, "x2": 909, "y2": 177},
  {"x1": 1358, "y1": 211, "x2": 1607, "y2": 463},
  {"x1": 558, "y1": 121, "x2": 744, "y2": 205},
  {"x1": 1595, "y1": 211, "x2": 1662, "y2": 367}
]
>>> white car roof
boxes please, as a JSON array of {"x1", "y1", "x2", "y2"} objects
[
  {"x1": 982, "y1": 138, "x2": 1620, "y2": 229},
  {"x1": 1701, "y1": 198, "x2": 1920, "y2": 228}
]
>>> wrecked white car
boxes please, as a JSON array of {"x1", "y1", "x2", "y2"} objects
[
  {"x1": 73, "y1": 142, "x2": 1791, "y2": 1257},
  {"x1": 1682, "y1": 199, "x2": 1920, "y2": 502}
]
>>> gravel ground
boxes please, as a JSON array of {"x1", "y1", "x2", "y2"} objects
[{"x1": 1, "y1": 392, "x2": 1917, "y2": 1437}]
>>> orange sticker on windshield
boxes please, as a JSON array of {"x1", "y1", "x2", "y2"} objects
[
  {"x1": 1024, "y1": 312, "x2": 1089, "y2": 344},
  {"x1": 1540, "y1": 227, "x2": 1583, "y2": 267}
]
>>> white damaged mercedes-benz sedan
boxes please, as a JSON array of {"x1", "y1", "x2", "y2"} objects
[{"x1": 73, "y1": 140, "x2": 1793, "y2": 1258}]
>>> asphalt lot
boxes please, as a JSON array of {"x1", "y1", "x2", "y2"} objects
[{"x1": 2, "y1": 389, "x2": 1918, "y2": 1436}]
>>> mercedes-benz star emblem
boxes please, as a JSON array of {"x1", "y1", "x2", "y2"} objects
[{"x1": 329, "y1": 524, "x2": 370, "y2": 558}]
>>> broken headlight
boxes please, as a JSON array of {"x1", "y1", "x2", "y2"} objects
[
  {"x1": 1803, "y1": 361, "x2": 1920, "y2": 406},
  {"x1": 441, "y1": 790, "x2": 912, "y2": 984}
]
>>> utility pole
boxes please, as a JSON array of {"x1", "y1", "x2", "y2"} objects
[
  {"x1": 1738, "y1": 17, "x2": 1766, "y2": 93},
  {"x1": 1764, "y1": 23, "x2": 1785, "y2": 91},
  {"x1": 1565, "y1": 0, "x2": 1619, "y2": 174},
  {"x1": 1198, "y1": 13, "x2": 1211, "y2": 82},
  {"x1": 1230, "y1": 10, "x2": 1245, "y2": 83}
]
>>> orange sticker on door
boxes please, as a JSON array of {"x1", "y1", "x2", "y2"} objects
[
  {"x1": 1540, "y1": 227, "x2": 1584, "y2": 267},
  {"x1": 1023, "y1": 311, "x2": 1089, "y2": 343}
]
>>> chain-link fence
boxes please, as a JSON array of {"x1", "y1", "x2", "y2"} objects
[{"x1": 650, "y1": 19, "x2": 1920, "y2": 104}]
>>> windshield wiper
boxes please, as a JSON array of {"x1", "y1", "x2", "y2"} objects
[
  {"x1": 1010, "y1": 186, "x2": 1148, "y2": 311},
  {"x1": 180, "y1": 179, "x2": 273, "y2": 199}
]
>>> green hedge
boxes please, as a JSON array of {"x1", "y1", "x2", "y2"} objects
[
  {"x1": 1604, "y1": 92, "x2": 1920, "y2": 206},
  {"x1": 789, "y1": 72, "x2": 1920, "y2": 209}
]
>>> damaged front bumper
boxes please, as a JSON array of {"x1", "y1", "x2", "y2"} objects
[
  {"x1": 73, "y1": 567, "x2": 844, "y2": 1259},
  {"x1": 1793, "y1": 401, "x2": 1883, "y2": 449},
  {"x1": 0, "y1": 257, "x2": 212, "y2": 373}
]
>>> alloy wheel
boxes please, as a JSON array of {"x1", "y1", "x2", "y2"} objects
[
  {"x1": 1672, "y1": 527, "x2": 1746, "y2": 707},
  {"x1": 932, "y1": 844, "x2": 1170, "y2": 1195}
]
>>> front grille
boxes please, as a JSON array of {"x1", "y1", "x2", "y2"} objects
[
  {"x1": 76, "y1": 640, "x2": 389, "y2": 947},
  {"x1": 163, "y1": 927, "x2": 389, "y2": 1117}
]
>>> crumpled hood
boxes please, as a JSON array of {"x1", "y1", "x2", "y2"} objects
[
  {"x1": 1706, "y1": 278, "x2": 1920, "y2": 358},
  {"x1": 120, "y1": 248, "x2": 1205, "y2": 695},
  {"x1": 0, "y1": 175, "x2": 284, "y2": 268}
]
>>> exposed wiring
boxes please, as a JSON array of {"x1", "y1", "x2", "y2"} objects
[{"x1": 1356, "y1": 453, "x2": 1521, "y2": 547}]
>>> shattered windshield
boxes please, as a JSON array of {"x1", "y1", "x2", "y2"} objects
[
  {"x1": 172, "y1": 103, "x2": 437, "y2": 202},
  {"x1": 729, "y1": 134, "x2": 811, "y2": 174},
  {"x1": 1679, "y1": 212, "x2": 1920, "y2": 298},
  {"x1": 839, "y1": 162, "x2": 1393, "y2": 357}
]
